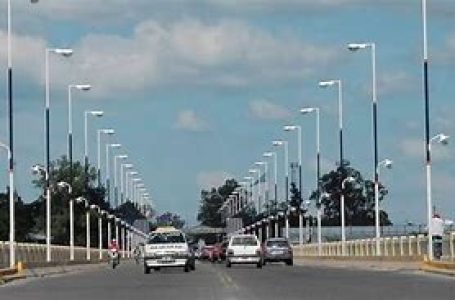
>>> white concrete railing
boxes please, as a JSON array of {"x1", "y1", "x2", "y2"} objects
[
  {"x1": 0, "y1": 242, "x2": 128, "y2": 268},
  {"x1": 293, "y1": 232, "x2": 455, "y2": 261}
]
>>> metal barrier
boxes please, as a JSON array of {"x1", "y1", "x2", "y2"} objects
[
  {"x1": 0, "y1": 242, "x2": 128, "y2": 269},
  {"x1": 293, "y1": 231, "x2": 455, "y2": 261}
]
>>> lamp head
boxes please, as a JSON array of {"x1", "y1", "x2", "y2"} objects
[
  {"x1": 89, "y1": 111, "x2": 104, "y2": 117},
  {"x1": 436, "y1": 133, "x2": 450, "y2": 145},
  {"x1": 31, "y1": 164, "x2": 44, "y2": 174},
  {"x1": 248, "y1": 169, "x2": 258, "y2": 174},
  {"x1": 283, "y1": 125, "x2": 297, "y2": 131},
  {"x1": 117, "y1": 154, "x2": 128, "y2": 159},
  {"x1": 263, "y1": 152, "x2": 273, "y2": 158},
  {"x1": 319, "y1": 80, "x2": 336, "y2": 88},
  {"x1": 54, "y1": 48, "x2": 73, "y2": 57},
  {"x1": 254, "y1": 161, "x2": 265, "y2": 166},
  {"x1": 110, "y1": 143, "x2": 122, "y2": 148},
  {"x1": 382, "y1": 159, "x2": 393, "y2": 169},
  {"x1": 75, "y1": 84, "x2": 91, "y2": 91},
  {"x1": 300, "y1": 107, "x2": 316, "y2": 114},
  {"x1": 101, "y1": 128, "x2": 115, "y2": 135},
  {"x1": 272, "y1": 140, "x2": 284, "y2": 146},
  {"x1": 347, "y1": 43, "x2": 368, "y2": 51}
]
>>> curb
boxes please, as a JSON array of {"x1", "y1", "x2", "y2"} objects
[{"x1": 420, "y1": 265, "x2": 455, "y2": 277}]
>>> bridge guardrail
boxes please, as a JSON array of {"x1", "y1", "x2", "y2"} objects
[
  {"x1": 0, "y1": 242, "x2": 129, "y2": 269},
  {"x1": 293, "y1": 231, "x2": 455, "y2": 261}
]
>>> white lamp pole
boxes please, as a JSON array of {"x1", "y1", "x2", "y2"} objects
[
  {"x1": 114, "y1": 155, "x2": 128, "y2": 208},
  {"x1": 120, "y1": 163, "x2": 133, "y2": 204},
  {"x1": 341, "y1": 176, "x2": 355, "y2": 255},
  {"x1": 44, "y1": 47, "x2": 73, "y2": 263},
  {"x1": 427, "y1": 133, "x2": 449, "y2": 260},
  {"x1": 97, "y1": 129, "x2": 115, "y2": 187},
  {"x1": 248, "y1": 169, "x2": 260, "y2": 213},
  {"x1": 67, "y1": 84, "x2": 91, "y2": 188},
  {"x1": 76, "y1": 197, "x2": 90, "y2": 261},
  {"x1": 263, "y1": 152, "x2": 278, "y2": 212},
  {"x1": 84, "y1": 111, "x2": 103, "y2": 184},
  {"x1": 301, "y1": 107, "x2": 322, "y2": 254},
  {"x1": 105, "y1": 143, "x2": 121, "y2": 207},
  {"x1": 0, "y1": 142, "x2": 14, "y2": 268},
  {"x1": 57, "y1": 181, "x2": 73, "y2": 261}
]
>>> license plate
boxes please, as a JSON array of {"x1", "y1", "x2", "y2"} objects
[
  {"x1": 161, "y1": 256, "x2": 175, "y2": 263},
  {"x1": 271, "y1": 251, "x2": 284, "y2": 255}
]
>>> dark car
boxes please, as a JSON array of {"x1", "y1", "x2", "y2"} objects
[{"x1": 263, "y1": 238, "x2": 293, "y2": 266}]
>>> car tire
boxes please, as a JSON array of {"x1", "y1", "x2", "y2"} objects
[
  {"x1": 256, "y1": 261, "x2": 262, "y2": 269},
  {"x1": 263, "y1": 260, "x2": 267, "y2": 266},
  {"x1": 184, "y1": 264, "x2": 190, "y2": 272},
  {"x1": 144, "y1": 267, "x2": 150, "y2": 274},
  {"x1": 153, "y1": 267, "x2": 161, "y2": 271},
  {"x1": 286, "y1": 259, "x2": 293, "y2": 266},
  {"x1": 191, "y1": 262, "x2": 196, "y2": 271},
  {"x1": 226, "y1": 260, "x2": 232, "y2": 268}
]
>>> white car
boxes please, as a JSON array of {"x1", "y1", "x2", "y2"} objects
[
  {"x1": 226, "y1": 234, "x2": 263, "y2": 268},
  {"x1": 143, "y1": 227, "x2": 195, "y2": 274}
]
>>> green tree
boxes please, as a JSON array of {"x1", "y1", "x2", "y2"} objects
[
  {"x1": 0, "y1": 191, "x2": 34, "y2": 242},
  {"x1": 309, "y1": 161, "x2": 392, "y2": 226},
  {"x1": 154, "y1": 212, "x2": 185, "y2": 229},
  {"x1": 197, "y1": 179, "x2": 238, "y2": 227}
]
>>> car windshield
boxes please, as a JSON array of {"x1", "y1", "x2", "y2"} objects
[
  {"x1": 231, "y1": 236, "x2": 257, "y2": 246},
  {"x1": 147, "y1": 232, "x2": 186, "y2": 244},
  {"x1": 266, "y1": 240, "x2": 289, "y2": 248}
]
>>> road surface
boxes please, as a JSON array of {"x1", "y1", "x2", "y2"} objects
[{"x1": 1, "y1": 261, "x2": 454, "y2": 299}]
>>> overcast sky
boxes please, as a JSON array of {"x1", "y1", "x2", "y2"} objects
[{"x1": 1, "y1": 0, "x2": 455, "y2": 225}]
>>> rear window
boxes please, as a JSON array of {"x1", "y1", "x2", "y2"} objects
[
  {"x1": 231, "y1": 236, "x2": 258, "y2": 246},
  {"x1": 147, "y1": 232, "x2": 186, "y2": 244},
  {"x1": 266, "y1": 240, "x2": 289, "y2": 247}
]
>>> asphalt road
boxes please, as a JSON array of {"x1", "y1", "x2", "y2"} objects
[{"x1": 1, "y1": 260, "x2": 454, "y2": 300}]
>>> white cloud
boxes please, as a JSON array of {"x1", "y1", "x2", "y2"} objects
[
  {"x1": 377, "y1": 71, "x2": 415, "y2": 96},
  {"x1": 197, "y1": 170, "x2": 233, "y2": 189},
  {"x1": 1, "y1": 18, "x2": 338, "y2": 97},
  {"x1": 174, "y1": 110, "x2": 209, "y2": 132},
  {"x1": 399, "y1": 138, "x2": 452, "y2": 162},
  {"x1": 249, "y1": 99, "x2": 291, "y2": 120}
]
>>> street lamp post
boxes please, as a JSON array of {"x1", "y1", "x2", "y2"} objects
[
  {"x1": 374, "y1": 159, "x2": 393, "y2": 255},
  {"x1": 248, "y1": 169, "x2": 260, "y2": 213},
  {"x1": 43, "y1": 48, "x2": 72, "y2": 263},
  {"x1": 273, "y1": 140, "x2": 289, "y2": 203},
  {"x1": 264, "y1": 152, "x2": 278, "y2": 212},
  {"x1": 97, "y1": 129, "x2": 115, "y2": 187},
  {"x1": 76, "y1": 197, "x2": 90, "y2": 260},
  {"x1": 67, "y1": 84, "x2": 91, "y2": 187},
  {"x1": 427, "y1": 133, "x2": 449, "y2": 260},
  {"x1": 284, "y1": 125, "x2": 304, "y2": 245},
  {"x1": 125, "y1": 171, "x2": 138, "y2": 203},
  {"x1": 106, "y1": 143, "x2": 122, "y2": 207},
  {"x1": 57, "y1": 181, "x2": 74, "y2": 260},
  {"x1": 341, "y1": 176, "x2": 356, "y2": 255},
  {"x1": 31, "y1": 164, "x2": 51, "y2": 262},
  {"x1": 255, "y1": 161, "x2": 268, "y2": 214},
  {"x1": 114, "y1": 155, "x2": 128, "y2": 208},
  {"x1": 301, "y1": 107, "x2": 322, "y2": 254},
  {"x1": 0, "y1": 142, "x2": 14, "y2": 268},
  {"x1": 84, "y1": 111, "x2": 103, "y2": 186},
  {"x1": 120, "y1": 163, "x2": 133, "y2": 204}
]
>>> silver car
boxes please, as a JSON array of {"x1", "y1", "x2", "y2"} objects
[{"x1": 263, "y1": 238, "x2": 293, "y2": 266}]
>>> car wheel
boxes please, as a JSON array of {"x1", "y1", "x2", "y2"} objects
[
  {"x1": 184, "y1": 264, "x2": 190, "y2": 272},
  {"x1": 153, "y1": 267, "x2": 161, "y2": 271},
  {"x1": 286, "y1": 259, "x2": 293, "y2": 266},
  {"x1": 191, "y1": 262, "x2": 196, "y2": 271},
  {"x1": 144, "y1": 267, "x2": 150, "y2": 274},
  {"x1": 256, "y1": 261, "x2": 262, "y2": 269},
  {"x1": 226, "y1": 260, "x2": 231, "y2": 268}
]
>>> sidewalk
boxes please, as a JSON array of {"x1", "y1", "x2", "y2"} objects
[
  {"x1": 295, "y1": 257, "x2": 455, "y2": 277},
  {"x1": 295, "y1": 257, "x2": 421, "y2": 272},
  {"x1": 0, "y1": 262, "x2": 110, "y2": 286}
]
